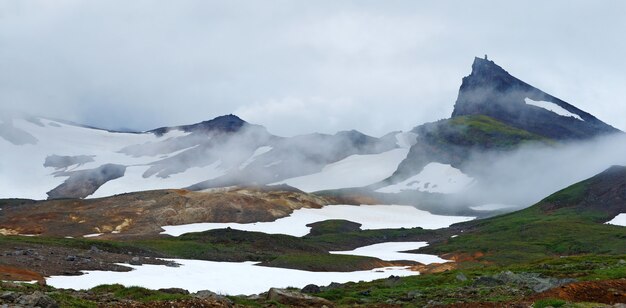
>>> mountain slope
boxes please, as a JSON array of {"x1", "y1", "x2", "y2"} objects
[
  {"x1": 452, "y1": 57, "x2": 619, "y2": 140},
  {"x1": 420, "y1": 165, "x2": 626, "y2": 264}
]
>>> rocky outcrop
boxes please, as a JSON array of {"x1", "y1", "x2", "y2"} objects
[
  {"x1": 473, "y1": 271, "x2": 576, "y2": 293},
  {"x1": 46, "y1": 164, "x2": 126, "y2": 199},
  {"x1": 266, "y1": 288, "x2": 334, "y2": 307},
  {"x1": 0, "y1": 290, "x2": 58, "y2": 308}
]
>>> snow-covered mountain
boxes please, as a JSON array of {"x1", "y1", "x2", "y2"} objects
[
  {"x1": 378, "y1": 57, "x2": 623, "y2": 197},
  {"x1": 0, "y1": 114, "x2": 401, "y2": 199},
  {"x1": 1, "y1": 57, "x2": 622, "y2": 202}
]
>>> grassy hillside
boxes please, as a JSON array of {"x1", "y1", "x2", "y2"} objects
[
  {"x1": 421, "y1": 115, "x2": 551, "y2": 150},
  {"x1": 420, "y1": 166, "x2": 626, "y2": 265},
  {"x1": 390, "y1": 114, "x2": 551, "y2": 182}
]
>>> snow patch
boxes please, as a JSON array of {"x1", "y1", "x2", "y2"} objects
[
  {"x1": 376, "y1": 162, "x2": 475, "y2": 194},
  {"x1": 46, "y1": 259, "x2": 418, "y2": 295},
  {"x1": 273, "y1": 148, "x2": 409, "y2": 192},
  {"x1": 331, "y1": 242, "x2": 448, "y2": 264},
  {"x1": 606, "y1": 213, "x2": 626, "y2": 227},
  {"x1": 161, "y1": 204, "x2": 475, "y2": 237},
  {"x1": 83, "y1": 233, "x2": 103, "y2": 238},
  {"x1": 524, "y1": 98, "x2": 584, "y2": 121}
]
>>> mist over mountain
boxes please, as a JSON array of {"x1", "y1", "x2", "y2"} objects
[{"x1": 1, "y1": 57, "x2": 623, "y2": 211}]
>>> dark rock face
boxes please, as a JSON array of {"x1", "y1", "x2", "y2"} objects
[
  {"x1": 150, "y1": 114, "x2": 248, "y2": 136},
  {"x1": 452, "y1": 57, "x2": 619, "y2": 140},
  {"x1": 46, "y1": 164, "x2": 126, "y2": 199}
]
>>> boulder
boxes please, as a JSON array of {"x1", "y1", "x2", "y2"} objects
[
  {"x1": 158, "y1": 288, "x2": 189, "y2": 295},
  {"x1": 267, "y1": 288, "x2": 333, "y2": 307},
  {"x1": 301, "y1": 284, "x2": 321, "y2": 294},
  {"x1": 17, "y1": 291, "x2": 58, "y2": 308},
  {"x1": 193, "y1": 290, "x2": 233, "y2": 305}
]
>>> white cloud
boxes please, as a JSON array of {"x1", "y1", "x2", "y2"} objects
[{"x1": 0, "y1": 0, "x2": 625, "y2": 134}]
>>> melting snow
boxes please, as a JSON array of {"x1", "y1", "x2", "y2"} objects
[
  {"x1": 46, "y1": 259, "x2": 419, "y2": 295},
  {"x1": 82, "y1": 233, "x2": 103, "y2": 238},
  {"x1": 331, "y1": 242, "x2": 448, "y2": 264},
  {"x1": 160, "y1": 204, "x2": 474, "y2": 237},
  {"x1": 524, "y1": 98, "x2": 584, "y2": 121},
  {"x1": 376, "y1": 162, "x2": 475, "y2": 194},
  {"x1": 274, "y1": 148, "x2": 409, "y2": 192},
  {"x1": 606, "y1": 213, "x2": 626, "y2": 227}
]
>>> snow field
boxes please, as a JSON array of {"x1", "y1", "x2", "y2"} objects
[
  {"x1": 376, "y1": 162, "x2": 475, "y2": 194},
  {"x1": 160, "y1": 204, "x2": 475, "y2": 237}
]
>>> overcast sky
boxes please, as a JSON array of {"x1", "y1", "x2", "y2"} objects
[{"x1": 1, "y1": 1, "x2": 625, "y2": 136}]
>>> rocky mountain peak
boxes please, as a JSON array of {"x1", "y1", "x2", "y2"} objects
[
  {"x1": 180, "y1": 114, "x2": 247, "y2": 133},
  {"x1": 466, "y1": 56, "x2": 510, "y2": 84},
  {"x1": 451, "y1": 56, "x2": 620, "y2": 140},
  {"x1": 150, "y1": 114, "x2": 249, "y2": 136}
]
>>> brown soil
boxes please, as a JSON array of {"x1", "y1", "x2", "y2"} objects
[
  {"x1": 0, "y1": 241, "x2": 169, "y2": 279},
  {"x1": 441, "y1": 251, "x2": 487, "y2": 263},
  {"x1": 0, "y1": 265, "x2": 45, "y2": 284},
  {"x1": 0, "y1": 187, "x2": 350, "y2": 238},
  {"x1": 411, "y1": 252, "x2": 489, "y2": 274},
  {"x1": 411, "y1": 262, "x2": 457, "y2": 274},
  {"x1": 534, "y1": 279, "x2": 626, "y2": 304}
]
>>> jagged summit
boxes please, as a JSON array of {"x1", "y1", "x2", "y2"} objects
[
  {"x1": 452, "y1": 57, "x2": 620, "y2": 140},
  {"x1": 179, "y1": 114, "x2": 247, "y2": 133},
  {"x1": 150, "y1": 114, "x2": 249, "y2": 136}
]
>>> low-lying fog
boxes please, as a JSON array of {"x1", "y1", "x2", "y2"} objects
[{"x1": 462, "y1": 133, "x2": 626, "y2": 208}]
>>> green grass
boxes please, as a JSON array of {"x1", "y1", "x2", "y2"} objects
[
  {"x1": 534, "y1": 298, "x2": 567, "y2": 308},
  {"x1": 306, "y1": 219, "x2": 361, "y2": 236},
  {"x1": 90, "y1": 284, "x2": 190, "y2": 302},
  {"x1": 420, "y1": 176, "x2": 626, "y2": 265},
  {"x1": 313, "y1": 254, "x2": 626, "y2": 306},
  {"x1": 420, "y1": 115, "x2": 551, "y2": 150},
  {"x1": 48, "y1": 292, "x2": 98, "y2": 308},
  {"x1": 422, "y1": 205, "x2": 626, "y2": 265}
]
